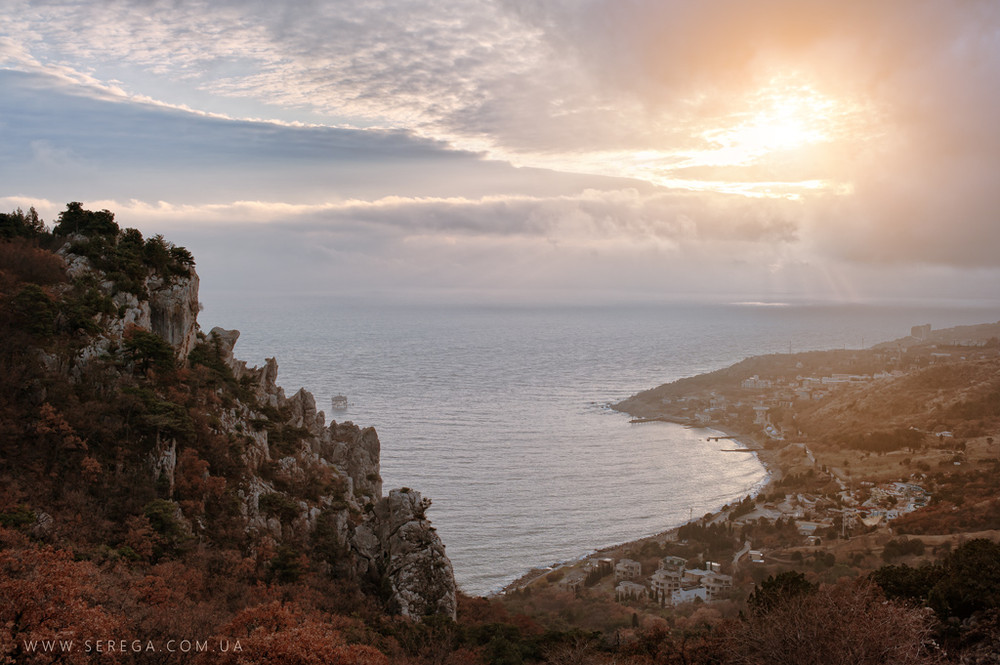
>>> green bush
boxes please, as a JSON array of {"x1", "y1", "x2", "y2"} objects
[
  {"x1": 9, "y1": 284, "x2": 58, "y2": 337},
  {"x1": 258, "y1": 492, "x2": 301, "y2": 523},
  {"x1": 881, "y1": 537, "x2": 926, "y2": 561},
  {"x1": 124, "y1": 329, "x2": 176, "y2": 373},
  {"x1": 266, "y1": 423, "x2": 311, "y2": 458},
  {"x1": 60, "y1": 283, "x2": 116, "y2": 335},
  {"x1": 53, "y1": 202, "x2": 119, "y2": 237},
  {"x1": 267, "y1": 545, "x2": 304, "y2": 583},
  {"x1": 747, "y1": 571, "x2": 817, "y2": 613},
  {"x1": 143, "y1": 499, "x2": 187, "y2": 543},
  {"x1": 0, "y1": 504, "x2": 35, "y2": 528},
  {"x1": 122, "y1": 386, "x2": 195, "y2": 442}
]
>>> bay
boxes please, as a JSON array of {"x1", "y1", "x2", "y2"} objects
[{"x1": 199, "y1": 298, "x2": 999, "y2": 595}]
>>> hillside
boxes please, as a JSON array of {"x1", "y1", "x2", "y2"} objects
[
  {"x1": 597, "y1": 316, "x2": 1000, "y2": 663},
  {"x1": 1, "y1": 204, "x2": 465, "y2": 663}
]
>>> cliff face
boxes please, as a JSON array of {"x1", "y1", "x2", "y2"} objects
[
  {"x1": 201, "y1": 327, "x2": 456, "y2": 618},
  {"x1": 50, "y1": 240, "x2": 456, "y2": 620},
  {"x1": 148, "y1": 273, "x2": 200, "y2": 358},
  {"x1": 353, "y1": 488, "x2": 457, "y2": 618},
  {"x1": 57, "y1": 241, "x2": 200, "y2": 366}
]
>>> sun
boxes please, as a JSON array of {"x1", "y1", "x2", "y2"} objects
[
  {"x1": 699, "y1": 83, "x2": 835, "y2": 166},
  {"x1": 732, "y1": 111, "x2": 816, "y2": 153},
  {"x1": 491, "y1": 78, "x2": 859, "y2": 199}
]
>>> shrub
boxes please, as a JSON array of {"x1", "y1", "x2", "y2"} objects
[
  {"x1": 882, "y1": 537, "x2": 926, "y2": 561},
  {"x1": 727, "y1": 579, "x2": 938, "y2": 665},
  {"x1": 7, "y1": 284, "x2": 58, "y2": 337},
  {"x1": 267, "y1": 545, "x2": 305, "y2": 584},
  {"x1": 124, "y1": 328, "x2": 176, "y2": 373},
  {"x1": 746, "y1": 571, "x2": 816, "y2": 613},
  {"x1": 0, "y1": 239, "x2": 64, "y2": 285},
  {"x1": 122, "y1": 386, "x2": 195, "y2": 443},
  {"x1": 0, "y1": 505, "x2": 35, "y2": 528},
  {"x1": 258, "y1": 492, "x2": 301, "y2": 524}
]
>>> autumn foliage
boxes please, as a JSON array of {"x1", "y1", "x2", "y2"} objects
[
  {"x1": 207, "y1": 602, "x2": 389, "y2": 665},
  {"x1": 0, "y1": 529, "x2": 124, "y2": 665},
  {"x1": 723, "y1": 578, "x2": 940, "y2": 665}
]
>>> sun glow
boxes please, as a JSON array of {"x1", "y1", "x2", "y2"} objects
[
  {"x1": 698, "y1": 84, "x2": 837, "y2": 166},
  {"x1": 480, "y1": 81, "x2": 859, "y2": 198}
]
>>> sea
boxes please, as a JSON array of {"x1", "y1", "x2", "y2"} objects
[{"x1": 198, "y1": 297, "x2": 1000, "y2": 596}]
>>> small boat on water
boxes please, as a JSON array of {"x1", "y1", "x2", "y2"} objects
[{"x1": 330, "y1": 395, "x2": 349, "y2": 410}]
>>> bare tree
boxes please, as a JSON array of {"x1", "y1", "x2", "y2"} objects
[{"x1": 724, "y1": 578, "x2": 941, "y2": 665}]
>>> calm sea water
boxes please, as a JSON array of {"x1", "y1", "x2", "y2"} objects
[{"x1": 199, "y1": 298, "x2": 999, "y2": 595}]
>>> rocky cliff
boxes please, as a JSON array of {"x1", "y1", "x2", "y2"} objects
[
  {"x1": 56, "y1": 237, "x2": 200, "y2": 366},
  {"x1": 200, "y1": 326, "x2": 457, "y2": 619},
  {"x1": 41, "y1": 233, "x2": 457, "y2": 620},
  {"x1": 353, "y1": 488, "x2": 457, "y2": 618}
]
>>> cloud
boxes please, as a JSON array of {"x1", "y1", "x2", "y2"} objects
[
  {"x1": 54, "y1": 188, "x2": 797, "y2": 246},
  {"x1": 128, "y1": 193, "x2": 806, "y2": 302},
  {"x1": 7, "y1": 192, "x2": 998, "y2": 304},
  {"x1": 505, "y1": 0, "x2": 1000, "y2": 268},
  {"x1": 4, "y1": 0, "x2": 1000, "y2": 278}
]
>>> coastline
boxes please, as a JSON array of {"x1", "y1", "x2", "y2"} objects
[{"x1": 498, "y1": 419, "x2": 778, "y2": 596}]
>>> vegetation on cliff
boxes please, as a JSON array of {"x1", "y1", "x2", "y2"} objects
[{"x1": 0, "y1": 204, "x2": 464, "y2": 663}]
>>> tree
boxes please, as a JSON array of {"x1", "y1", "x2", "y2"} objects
[
  {"x1": 727, "y1": 579, "x2": 939, "y2": 665},
  {"x1": 927, "y1": 539, "x2": 1000, "y2": 621},
  {"x1": 872, "y1": 539, "x2": 1000, "y2": 622},
  {"x1": 871, "y1": 563, "x2": 943, "y2": 604},
  {"x1": 745, "y1": 570, "x2": 816, "y2": 613},
  {"x1": 142, "y1": 234, "x2": 171, "y2": 274},
  {"x1": 0, "y1": 529, "x2": 124, "y2": 664},
  {"x1": 53, "y1": 202, "x2": 119, "y2": 237},
  {"x1": 123, "y1": 327, "x2": 176, "y2": 373},
  {"x1": 7, "y1": 284, "x2": 58, "y2": 337},
  {"x1": 0, "y1": 207, "x2": 45, "y2": 238}
]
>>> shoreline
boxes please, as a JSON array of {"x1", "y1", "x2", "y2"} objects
[{"x1": 497, "y1": 418, "x2": 779, "y2": 596}]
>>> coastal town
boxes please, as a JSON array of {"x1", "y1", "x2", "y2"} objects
[{"x1": 502, "y1": 321, "x2": 1000, "y2": 623}]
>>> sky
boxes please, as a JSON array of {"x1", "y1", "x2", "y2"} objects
[{"x1": 2, "y1": 0, "x2": 1000, "y2": 305}]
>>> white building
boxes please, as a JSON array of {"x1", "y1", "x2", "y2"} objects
[
  {"x1": 615, "y1": 558, "x2": 642, "y2": 582},
  {"x1": 616, "y1": 581, "x2": 648, "y2": 602},
  {"x1": 702, "y1": 572, "x2": 733, "y2": 600},
  {"x1": 650, "y1": 568, "x2": 684, "y2": 606},
  {"x1": 671, "y1": 586, "x2": 708, "y2": 605},
  {"x1": 742, "y1": 375, "x2": 774, "y2": 390},
  {"x1": 660, "y1": 555, "x2": 687, "y2": 571},
  {"x1": 683, "y1": 568, "x2": 712, "y2": 585},
  {"x1": 558, "y1": 571, "x2": 585, "y2": 593}
]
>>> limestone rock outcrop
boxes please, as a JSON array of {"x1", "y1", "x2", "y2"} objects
[
  {"x1": 57, "y1": 242, "x2": 201, "y2": 367},
  {"x1": 148, "y1": 273, "x2": 200, "y2": 359},
  {"x1": 31, "y1": 233, "x2": 456, "y2": 621},
  {"x1": 200, "y1": 328, "x2": 455, "y2": 619},
  {"x1": 352, "y1": 489, "x2": 457, "y2": 620}
]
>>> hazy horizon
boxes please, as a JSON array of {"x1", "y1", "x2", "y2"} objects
[{"x1": 3, "y1": 1, "x2": 1000, "y2": 305}]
